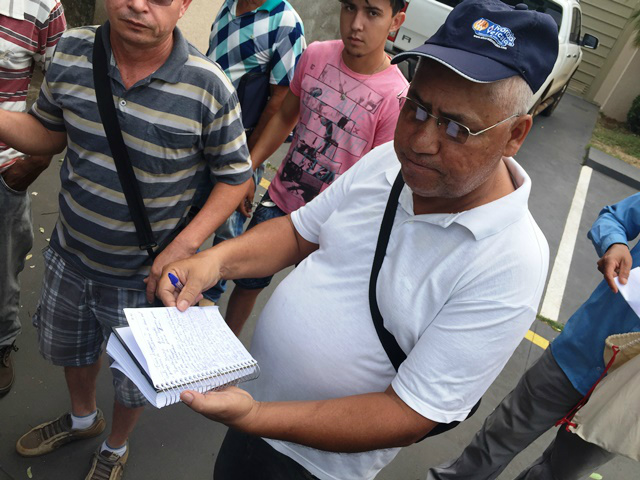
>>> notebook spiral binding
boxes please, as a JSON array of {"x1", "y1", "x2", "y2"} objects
[{"x1": 159, "y1": 361, "x2": 261, "y2": 405}]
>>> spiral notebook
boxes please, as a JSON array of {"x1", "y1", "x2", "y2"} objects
[{"x1": 106, "y1": 306, "x2": 259, "y2": 408}]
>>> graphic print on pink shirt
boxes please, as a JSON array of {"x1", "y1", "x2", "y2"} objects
[{"x1": 268, "y1": 40, "x2": 408, "y2": 214}]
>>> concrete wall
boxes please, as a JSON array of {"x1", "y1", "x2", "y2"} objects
[
  {"x1": 597, "y1": 41, "x2": 640, "y2": 122},
  {"x1": 178, "y1": 0, "x2": 224, "y2": 53},
  {"x1": 289, "y1": 0, "x2": 340, "y2": 43}
]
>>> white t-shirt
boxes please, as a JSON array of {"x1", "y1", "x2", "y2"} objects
[{"x1": 246, "y1": 141, "x2": 549, "y2": 480}]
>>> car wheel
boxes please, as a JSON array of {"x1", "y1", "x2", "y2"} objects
[{"x1": 540, "y1": 81, "x2": 569, "y2": 117}]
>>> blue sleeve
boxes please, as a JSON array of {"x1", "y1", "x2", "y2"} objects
[{"x1": 588, "y1": 193, "x2": 640, "y2": 257}]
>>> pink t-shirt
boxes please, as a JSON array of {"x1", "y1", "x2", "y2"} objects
[{"x1": 268, "y1": 40, "x2": 408, "y2": 214}]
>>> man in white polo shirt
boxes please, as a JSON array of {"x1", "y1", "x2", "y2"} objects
[{"x1": 156, "y1": 1, "x2": 557, "y2": 479}]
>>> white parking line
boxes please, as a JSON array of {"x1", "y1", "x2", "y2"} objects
[{"x1": 539, "y1": 165, "x2": 593, "y2": 321}]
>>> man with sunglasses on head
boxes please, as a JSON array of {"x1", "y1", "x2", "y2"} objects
[
  {"x1": 155, "y1": 1, "x2": 556, "y2": 479},
  {"x1": 0, "y1": 0, "x2": 252, "y2": 478}
]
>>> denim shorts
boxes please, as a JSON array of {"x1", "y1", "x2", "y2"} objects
[
  {"x1": 32, "y1": 247, "x2": 159, "y2": 408},
  {"x1": 234, "y1": 191, "x2": 287, "y2": 290}
]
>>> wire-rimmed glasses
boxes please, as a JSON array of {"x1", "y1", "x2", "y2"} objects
[{"x1": 397, "y1": 89, "x2": 520, "y2": 145}]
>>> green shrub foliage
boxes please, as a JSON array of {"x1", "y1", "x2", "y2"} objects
[{"x1": 628, "y1": 94, "x2": 640, "y2": 134}]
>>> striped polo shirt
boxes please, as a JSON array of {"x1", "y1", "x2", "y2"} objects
[
  {"x1": 0, "y1": 0, "x2": 66, "y2": 170},
  {"x1": 30, "y1": 23, "x2": 252, "y2": 289},
  {"x1": 208, "y1": 0, "x2": 305, "y2": 87}
]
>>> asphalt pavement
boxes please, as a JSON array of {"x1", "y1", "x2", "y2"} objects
[{"x1": 1, "y1": 93, "x2": 638, "y2": 480}]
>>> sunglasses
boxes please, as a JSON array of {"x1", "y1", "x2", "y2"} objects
[{"x1": 396, "y1": 89, "x2": 520, "y2": 145}]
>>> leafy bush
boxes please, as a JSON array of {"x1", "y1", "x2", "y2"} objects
[{"x1": 628, "y1": 94, "x2": 640, "y2": 134}]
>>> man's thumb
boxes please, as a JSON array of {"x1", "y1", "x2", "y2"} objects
[
  {"x1": 181, "y1": 390, "x2": 197, "y2": 405},
  {"x1": 619, "y1": 257, "x2": 633, "y2": 284},
  {"x1": 176, "y1": 287, "x2": 200, "y2": 311}
]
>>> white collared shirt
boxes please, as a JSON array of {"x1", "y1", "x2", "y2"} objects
[{"x1": 247, "y1": 141, "x2": 549, "y2": 480}]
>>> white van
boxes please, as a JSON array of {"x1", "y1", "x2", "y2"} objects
[{"x1": 387, "y1": 0, "x2": 599, "y2": 116}]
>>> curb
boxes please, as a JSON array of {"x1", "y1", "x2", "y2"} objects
[{"x1": 584, "y1": 147, "x2": 640, "y2": 190}]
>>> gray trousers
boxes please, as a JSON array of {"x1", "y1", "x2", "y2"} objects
[
  {"x1": 0, "y1": 175, "x2": 33, "y2": 346},
  {"x1": 427, "y1": 348, "x2": 616, "y2": 480}
]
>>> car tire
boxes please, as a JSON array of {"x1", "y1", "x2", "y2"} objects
[{"x1": 540, "y1": 80, "x2": 569, "y2": 117}]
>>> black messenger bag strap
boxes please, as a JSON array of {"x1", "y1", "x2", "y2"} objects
[
  {"x1": 92, "y1": 26, "x2": 157, "y2": 258},
  {"x1": 369, "y1": 171, "x2": 407, "y2": 371},
  {"x1": 369, "y1": 171, "x2": 481, "y2": 442}
]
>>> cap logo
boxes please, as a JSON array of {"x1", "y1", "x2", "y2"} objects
[{"x1": 472, "y1": 18, "x2": 515, "y2": 49}]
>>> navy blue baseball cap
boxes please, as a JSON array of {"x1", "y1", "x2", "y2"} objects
[{"x1": 391, "y1": 0, "x2": 559, "y2": 93}]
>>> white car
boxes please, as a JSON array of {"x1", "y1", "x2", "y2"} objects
[{"x1": 387, "y1": 0, "x2": 599, "y2": 116}]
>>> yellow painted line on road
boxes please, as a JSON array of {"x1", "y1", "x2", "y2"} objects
[
  {"x1": 525, "y1": 330, "x2": 549, "y2": 350},
  {"x1": 259, "y1": 178, "x2": 271, "y2": 189}
]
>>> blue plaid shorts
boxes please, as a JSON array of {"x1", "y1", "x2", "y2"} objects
[{"x1": 32, "y1": 247, "x2": 157, "y2": 408}]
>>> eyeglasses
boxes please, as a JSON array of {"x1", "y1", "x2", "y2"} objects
[
  {"x1": 148, "y1": 0, "x2": 173, "y2": 6},
  {"x1": 396, "y1": 90, "x2": 520, "y2": 145}
]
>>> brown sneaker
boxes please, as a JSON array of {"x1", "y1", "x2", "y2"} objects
[
  {"x1": 16, "y1": 409, "x2": 106, "y2": 457},
  {"x1": 0, "y1": 343, "x2": 18, "y2": 397},
  {"x1": 85, "y1": 444, "x2": 129, "y2": 480}
]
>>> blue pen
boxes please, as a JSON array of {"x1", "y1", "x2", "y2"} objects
[{"x1": 168, "y1": 272, "x2": 184, "y2": 291}]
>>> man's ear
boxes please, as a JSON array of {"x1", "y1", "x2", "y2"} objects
[
  {"x1": 503, "y1": 114, "x2": 533, "y2": 157},
  {"x1": 390, "y1": 11, "x2": 406, "y2": 33},
  {"x1": 178, "y1": 0, "x2": 193, "y2": 19}
]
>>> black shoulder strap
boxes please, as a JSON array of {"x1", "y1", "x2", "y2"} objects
[
  {"x1": 92, "y1": 26, "x2": 157, "y2": 257},
  {"x1": 369, "y1": 171, "x2": 406, "y2": 371},
  {"x1": 368, "y1": 170, "x2": 482, "y2": 441}
]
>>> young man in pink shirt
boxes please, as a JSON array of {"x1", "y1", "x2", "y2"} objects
[{"x1": 225, "y1": 0, "x2": 408, "y2": 334}]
